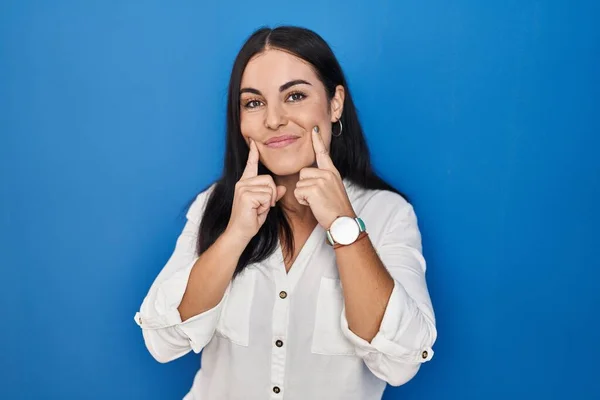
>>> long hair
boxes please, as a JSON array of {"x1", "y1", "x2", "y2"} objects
[{"x1": 195, "y1": 26, "x2": 406, "y2": 278}]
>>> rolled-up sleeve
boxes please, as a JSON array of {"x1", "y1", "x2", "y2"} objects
[
  {"x1": 340, "y1": 198, "x2": 437, "y2": 386},
  {"x1": 134, "y1": 186, "x2": 227, "y2": 363}
]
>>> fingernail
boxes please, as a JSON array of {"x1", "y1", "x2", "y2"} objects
[{"x1": 313, "y1": 126, "x2": 319, "y2": 134}]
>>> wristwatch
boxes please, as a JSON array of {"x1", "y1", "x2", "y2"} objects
[{"x1": 326, "y1": 216, "x2": 367, "y2": 248}]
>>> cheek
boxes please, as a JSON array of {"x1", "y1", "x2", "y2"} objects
[
  {"x1": 289, "y1": 100, "x2": 334, "y2": 149},
  {"x1": 239, "y1": 113, "x2": 262, "y2": 141},
  {"x1": 287, "y1": 99, "x2": 330, "y2": 133}
]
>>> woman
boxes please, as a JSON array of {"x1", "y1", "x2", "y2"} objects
[{"x1": 134, "y1": 26, "x2": 437, "y2": 399}]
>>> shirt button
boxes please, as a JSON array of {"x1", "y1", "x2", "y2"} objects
[
  {"x1": 421, "y1": 350, "x2": 429, "y2": 359},
  {"x1": 279, "y1": 291, "x2": 287, "y2": 299},
  {"x1": 273, "y1": 386, "x2": 281, "y2": 394},
  {"x1": 275, "y1": 340, "x2": 283, "y2": 347}
]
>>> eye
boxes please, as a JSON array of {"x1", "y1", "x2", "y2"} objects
[
  {"x1": 286, "y1": 91, "x2": 307, "y2": 103},
  {"x1": 243, "y1": 99, "x2": 264, "y2": 110}
]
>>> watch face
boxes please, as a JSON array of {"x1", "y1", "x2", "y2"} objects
[{"x1": 330, "y1": 216, "x2": 360, "y2": 245}]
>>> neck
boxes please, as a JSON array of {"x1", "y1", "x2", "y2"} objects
[{"x1": 275, "y1": 173, "x2": 316, "y2": 226}]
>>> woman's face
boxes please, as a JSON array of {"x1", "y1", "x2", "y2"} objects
[{"x1": 239, "y1": 49, "x2": 344, "y2": 176}]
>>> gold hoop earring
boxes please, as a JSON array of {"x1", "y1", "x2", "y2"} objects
[{"x1": 332, "y1": 119, "x2": 343, "y2": 137}]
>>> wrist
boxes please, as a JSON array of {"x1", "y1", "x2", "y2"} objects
[{"x1": 220, "y1": 228, "x2": 252, "y2": 255}]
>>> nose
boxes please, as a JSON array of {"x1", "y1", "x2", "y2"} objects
[{"x1": 264, "y1": 102, "x2": 288, "y2": 130}]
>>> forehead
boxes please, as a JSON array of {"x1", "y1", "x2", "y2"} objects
[{"x1": 241, "y1": 48, "x2": 319, "y2": 89}]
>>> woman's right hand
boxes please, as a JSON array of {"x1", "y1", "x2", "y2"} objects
[{"x1": 225, "y1": 138, "x2": 287, "y2": 244}]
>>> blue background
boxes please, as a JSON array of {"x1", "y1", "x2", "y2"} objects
[{"x1": 1, "y1": 1, "x2": 598, "y2": 399}]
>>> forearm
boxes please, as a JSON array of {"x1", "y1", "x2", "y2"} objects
[
  {"x1": 178, "y1": 230, "x2": 248, "y2": 322},
  {"x1": 335, "y1": 235, "x2": 394, "y2": 342}
]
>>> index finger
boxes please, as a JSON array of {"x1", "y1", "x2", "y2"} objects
[
  {"x1": 311, "y1": 126, "x2": 336, "y2": 171},
  {"x1": 241, "y1": 138, "x2": 259, "y2": 179}
]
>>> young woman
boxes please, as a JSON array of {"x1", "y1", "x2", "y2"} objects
[{"x1": 135, "y1": 26, "x2": 437, "y2": 400}]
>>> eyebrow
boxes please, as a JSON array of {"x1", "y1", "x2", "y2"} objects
[{"x1": 240, "y1": 79, "x2": 312, "y2": 96}]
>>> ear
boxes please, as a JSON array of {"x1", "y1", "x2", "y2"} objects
[{"x1": 329, "y1": 85, "x2": 346, "y2": 123}]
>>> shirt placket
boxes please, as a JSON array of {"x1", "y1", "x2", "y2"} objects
[
  {"x1": 270, "y1": 270, "x2": 291, "y2": 398},
  {"x1": 268, "y1": 227, "x2": 322, "y2": 398}
]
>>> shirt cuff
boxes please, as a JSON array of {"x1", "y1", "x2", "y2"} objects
[
  {"x1": 340, "y1": 280, "x2": 434, "y2": 364},
  {"x1": 176, "y1": 292, "x2": 228, "y2": 353},
  {"x1": 134, "y1": 258, "x2": 199, "y2": 330},
  {"x1": 135, "y1": 286, "x2": 229, "y2": 354},
  {"x1": 134, "y1": 309, "x2": 182, "y2": 330}
]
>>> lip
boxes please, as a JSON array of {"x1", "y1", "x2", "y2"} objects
[{"x1": 264, "y1": 134, "x2": 301, "y2": 148}]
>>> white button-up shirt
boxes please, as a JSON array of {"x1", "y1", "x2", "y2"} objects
[{"x1": 134, "y1": 179, "x2": 437, "y2": 400}]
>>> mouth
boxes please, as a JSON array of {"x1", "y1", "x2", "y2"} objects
[{"x1": 264, "y1": 134, "x2": 301, "y2": 149}]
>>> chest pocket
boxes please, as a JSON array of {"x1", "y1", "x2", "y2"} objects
[
  {"x1": 311, "y1": 277, "x2": 357, "y2": 356},
  {"x1": 215, "y1": 268, "x2": 256, "y2": 347}
]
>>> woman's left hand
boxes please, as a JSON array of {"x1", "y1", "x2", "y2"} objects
[{"x1": 294, "y1": 126, "x2": 356, "y2": 229}]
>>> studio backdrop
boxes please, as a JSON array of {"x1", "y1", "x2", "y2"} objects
[{"x1": 1, "y1": 1, "x2": 598, "y2": 399}]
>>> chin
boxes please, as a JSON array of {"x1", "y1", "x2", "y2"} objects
[{"x1": 264, "y1": 157, "x2": 314, "y2": 176}]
